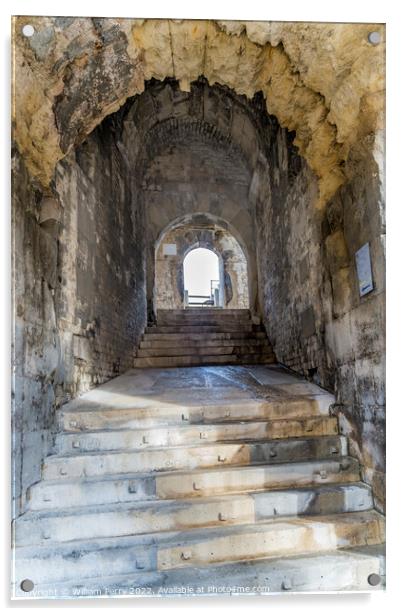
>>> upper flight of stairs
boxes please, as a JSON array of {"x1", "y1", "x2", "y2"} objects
[
  {"x1": 12, "y1": 364, "x2": 385, "y2": 597},
  {"x1": 134, "y1": 308, "x2": 276, "y2": 368}
]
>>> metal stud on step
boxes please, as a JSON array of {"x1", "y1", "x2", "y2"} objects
[
  {"x1": 69, "y1": 421, "x2": 77, "y2": 428},
  {"x1": 218, "y1": 512, "x2": 228, "y2": 521},
  {"x1": 199, "y1": 432, "x2": 208, "y2": 439},
  {"x1": 182, "y1": 413, "x2": 189, "y2": 422},
  {"x1": 59, "y1": 468, "x2": 67, "y2": 476},
  {"x1": 42, "y1": 532, "x2": 51, "y2": 540},
  {"x1": 72, "y1": 441, "x2": 80, "y2": 449},
  {"x1": 319, "y1": 470, "x2": 327, "y2": 479},
  {"x1": 339, "y1": 461, "x2": 350, "y2": 471},
  {"x1": 136, "y1": 560, "x2": 146, "y2": 570},
  {"x1": 142, "y1": 435, "x2": 149, "y2": 444},
  {"x1": 128, "y1": 481, "x2": 137, "y2": 494},
  {"x1": 269, "y1": 450, "x2": 277, "y2": 458},
  {"x1": 281, "y1": 579, "x2": 292, "y2": 590},
  {"x1": 330, "y1": 446, "x2": 339, "y2": 454},
  {"x1": 218, "y1": 454, "x2": 227, "y2": 462},
  {"x1": 193, "y1": 482, "x2": 201, "y2": 491},
  {"x1": 181, "y1": 551, "x2": 192, "y2": 561}
]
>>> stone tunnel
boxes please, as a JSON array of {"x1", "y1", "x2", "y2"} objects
[{"x1": 11, "y1": 16, "x2": 385, "y2": 596}]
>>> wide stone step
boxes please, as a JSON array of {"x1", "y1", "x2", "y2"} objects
[
  {"x1": 15, "y1": 483, "x2": 373, "y2": 546},
  {"x1": 152, "y1": 452, "x2": 354, "y2": 499},
  {"x1": 155, "y1": 319, "x2": 253, "y2": 328},
  {"x1": 27, "y1": 457, "x2": 358, "y2": 510},
  {"x1": 156, "y1": 313, "x2": 253, "y2": 321},
  {"x1": 145, "y1": 325, "x2": 257, "y2": 334},
  {"x1": 58, "y1": 396, "x2": 334, "y2": 432},
  {"x1": 140, "y1": 332, "x2": 267, "y2": 349},
  {"x1": 158, "y1": 308, "x2": 251, "y2": 313},
  {"x1": 136, "y1": 343, "x2": 273, "y2": 358},
  {"x1": 158, "y1": 309, "x2": 251, "y2": 316},
  {"x1": 156, "y1": 309, "x2": 252, "y2": 322},
  {"x1": 16, "y1": 545, "x2": 385, "y2": 597},
  {"x1": 54, "y1": 416, "x2": 338, "y2": 454},
  {"x1": 133, "y1": 353, "x2": 276, "y2": 368},
  {"x1": 14, "y1": 511, "x2": 385, "y2": 584},
  {"x1": 42, "y1": 435, "x2": 347, "y2": 480},
  {"x1": 158, "y1": 510, "x2": 385, "y2": 571}
]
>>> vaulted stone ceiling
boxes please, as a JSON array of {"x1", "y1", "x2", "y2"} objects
[
  {"x1": 12, "y1": 17, "x2": 384, "y2": 207},
  {"x1": 122, "y1": 78, "x2": 258, "y2": 182}
]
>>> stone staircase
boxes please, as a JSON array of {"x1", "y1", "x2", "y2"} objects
[
  {"x1": 134, "y1": 309, "x2": 275, "y2": 368},
  {"x1": 12, "y1": 365, "x2": 385, "y2": 598}
]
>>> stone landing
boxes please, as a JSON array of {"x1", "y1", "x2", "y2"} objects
[{"x1": 12, "y1": 365, "x2": 385, "y2": 598}]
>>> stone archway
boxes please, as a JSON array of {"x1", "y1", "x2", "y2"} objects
[
  {"x1": 13, "y1": 18, "x2": 385, "y2": 208},
  {"x1": 11, "y1": 20, "x2": 386, "y2": 517},
  {"x1": 155, "y1": 215, "x2": 250, "y2": 312}
]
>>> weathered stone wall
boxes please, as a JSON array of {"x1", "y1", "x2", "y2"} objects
[
  {"x1": 155, "y1": 220, "x2": 249, "y2": 310},
  {"x1": 12, "y1": 151, "x2": 60, "y2": 517},
  {"x1": 12, "y1": 118, "x2": 147, "y2": 515},
  {"x1": 254, "y1": 123, "x2": 385, "y2": 511},
  {"x1": 53, "y1": 119, "x2": 147, "y2": 395},
  {"x1": 255, "y1": 158, "x2": 326, "y2": 379},
  {"x1": 322, "y1": 133, "x2": 385, "y2": 511},
  {"x1": 12, "y1": 68, "x2": 385, "y2": 518}
]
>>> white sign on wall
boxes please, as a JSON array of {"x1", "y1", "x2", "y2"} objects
[
  {"x1": 355, "y1": 242, "x2": 374, "y2": 297},
  {"x1": 163, "y1": 243, "x2": 177, "y2": 256}
]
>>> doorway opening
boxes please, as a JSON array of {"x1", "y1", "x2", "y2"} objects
[
  {"x1": 154, "y1": 215, "x2": 250, "y2": 311},
  {"x1": 183, "y1": 248, "x2": 221, "y2": 307}
]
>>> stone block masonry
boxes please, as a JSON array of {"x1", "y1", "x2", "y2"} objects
[
  {"x1": 12, "y1": 31, "x2": 385, "y2": 532},
  {"x1": 12, "y1": 118, "x2": 147, "y2": 515}
]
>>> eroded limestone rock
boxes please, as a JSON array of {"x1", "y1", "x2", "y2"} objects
[{"x1": 12, "y1": 17, "x2": 384, "y2": 207}]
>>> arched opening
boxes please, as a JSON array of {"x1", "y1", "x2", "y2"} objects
[
  {"x1": 11, "y1": 18, "x2": 386, "y2": 590},
  {"x1": 183, "y1": 248, "x2": 221, "y2": 307},
  {"x1": 154, "y1": 214, "x2": 250, "y2": 312}
]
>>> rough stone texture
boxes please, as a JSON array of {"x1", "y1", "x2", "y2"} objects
[
  {"x1": 53, "y1": 120, "x2": 147, "y2": 393},
  {"x1": 255, "y1": 123, "x2": 385, "y2": 511},
  {"x1": 256, "y1": 156, "x2": 327, "y2": 379},
  {"x1": 322, "y1": 136, "x2": 385, "y2": 511},
  {"x1": 12, "y1": 151, "x2": 58, "y2": 519},
  {"x1": 155, "y1": 220, "x2": 249, "y2": 309},
  {"x1": 12, "y1": 117, "x2": 147, "y2": 515},
  {"x1": 12, "y1": 21, "x2": 385, "y2": 522},
  {"x1": 12, "y1": 17, "x2": 385, "y2": 207}
]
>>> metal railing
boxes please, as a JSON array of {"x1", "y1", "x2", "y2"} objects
[
  {"x1": 184, "y1": 280, "x2": 221, "y2": 307},
  {"x1": 185, "y1": 293, "x2": 214, "y2": 306}
]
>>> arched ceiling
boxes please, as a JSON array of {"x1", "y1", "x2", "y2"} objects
[
  {"x1": 142, "y1": 133, "x2": 251, "y2": 190},
  {"x1": 13, "y1": 17, "x2": 384, "y2": 207},
  {"x1": 121, "y1": 79, "x2": 261, "y2": 182}
]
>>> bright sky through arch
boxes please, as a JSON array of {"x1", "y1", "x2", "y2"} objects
[{"x1": 183, "y1": 248, "x2": 219, "y2": 297}]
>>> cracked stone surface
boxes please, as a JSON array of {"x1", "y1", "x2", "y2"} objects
[{"x1": 12, "y1": 17, "x2": 385, "y2": 206}]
